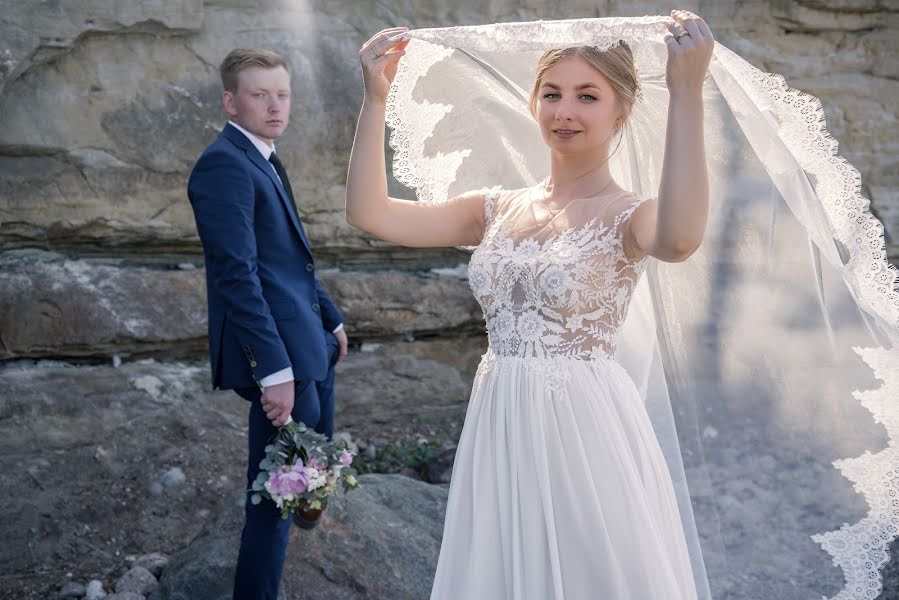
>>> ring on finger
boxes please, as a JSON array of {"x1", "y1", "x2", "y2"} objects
[
  {"x1": 675, "y1": 29, "x2": 691, "y2": 41},
  {"x1": 369, "y1": 47, "x2": 380, "y2": 60}
]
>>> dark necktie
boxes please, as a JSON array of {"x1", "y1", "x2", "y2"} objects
[{"x1": 268, "y1": 152, "x2": 298, "y2": 213}]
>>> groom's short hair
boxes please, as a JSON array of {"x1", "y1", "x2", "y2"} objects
[{"x1": 219, "y1": 48, "x2": 289, "y2": 92}]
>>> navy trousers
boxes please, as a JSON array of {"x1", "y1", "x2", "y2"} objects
[{"x1": 231, "y1": 332, "x2": 339, "y2": 600}]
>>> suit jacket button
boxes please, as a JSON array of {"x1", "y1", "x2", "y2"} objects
[
  {"x1": 312, "y1": 303, "x2": 320, "y2": 312},
  {"x1": 250, "y1": 360, "x2": 257, "y2": 368},
  {"x1": 305, "y1": 263, "x2": 314, "y2": 272}
]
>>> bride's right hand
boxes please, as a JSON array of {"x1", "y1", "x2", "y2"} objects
[{"x1": 358, "y1": 27, "x2": 411, "y2": 105}]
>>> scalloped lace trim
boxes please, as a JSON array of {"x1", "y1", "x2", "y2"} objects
[
  {"x1": 713, "y1": 46, "x2": 899, "y2": 332},
  {"x1": 812, "y1": 347, "x2": 899, "y2": 600},
  {"x1": 385, "y1": 40, "x2": 458, "y2": 205},
  {"x1": 709, "y1": 49, "x2": 899, "y2": 595}
]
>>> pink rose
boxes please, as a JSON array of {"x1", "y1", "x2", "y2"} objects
[{"x1": 269, "y1": 464, "x2": 309, "y2": 496}]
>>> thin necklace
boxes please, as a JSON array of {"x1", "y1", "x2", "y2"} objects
[{"x1": 537, "y1": 176, "x2": 616, "y2": 214}]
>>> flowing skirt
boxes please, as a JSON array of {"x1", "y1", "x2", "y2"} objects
[{"x1": 430, "y1": 351, "x2": 699, "y2": 600}]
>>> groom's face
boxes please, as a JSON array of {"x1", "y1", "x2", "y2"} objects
[{"x1": 223, "y1": 66, "x2": 291, "y2": 145}]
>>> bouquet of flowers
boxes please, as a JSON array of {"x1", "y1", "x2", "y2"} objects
[{"x1": 250, "y1": 416, "x2": 360, "y2": 527}]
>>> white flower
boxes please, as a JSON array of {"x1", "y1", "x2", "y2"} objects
[
  {"x1": 490, "y1": 308, "x2": 516, "y2": 342},
  {"x1": 516, "y1": 309, "x2": 546, "y2": 342},
  {"x1": 265, "y1": 480, "x2": 285, "y2": 508},
  {"x1": 468, "y1": 266, "x2": 490, "y2": 295},
  {"x1": 553, "y1": 243, "x2": 579, "y2": 263},
  {"x1": 566, "y1": 313, "x2": 584, "y2": 332},
  {"x1": 304, "y1": 467, "x2": 327, "y2": 491},
  {"x1": 540, "y1": 265, "x2": 568, "y2": 298},
  {"x1": 614, "y1": 285, "x2": 631, "y2": 308},
  {"x1": 517, "y1": 238, "x2": 541, "y2": 258}
]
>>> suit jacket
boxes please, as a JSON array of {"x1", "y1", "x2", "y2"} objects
[{"x1": 187, "y1": 123, "x2": 343, "y2": 390}]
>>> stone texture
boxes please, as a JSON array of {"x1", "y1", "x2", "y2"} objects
[
  {"x1": 880, "y1": 535, "x2": 899, "y2": 600},
  {"x1": 0, "y1": 250, "x2": 481, "y2": 360},
  {"x1": 0, "y1": 1, "x2": 204, "y2": 94},
  {"x1": 0, "y1": 0, "x2": 894, "y2": 262},
  {"x1": 0, "y1": 250, "x2": 208, "y2": 360},
  {"x1": 871, "y1": 186, "x2": 899, "y2": 245},
  {"x1": 0, "y1": 337, "x2": 477, "y2": 598},
  {"x1": 160, "y1": 467, "x2": 187, "y2": 489},
  {"x1": 335, "y1": 337, "x2": 483, "y2": 429},
  {"x1": 86, "y1": 579, "x2": 108, "y2": 600},
  {"x1": 769, "y1": 0, "x2": 896, "y2": 31},
  {"x1": 320, "y1": 268, "x2": 483, "y2": 340},
  {"x1": 115, "y1": 565, "x2": 158, "y2": 595},
  {"x1": 59, "y1": 581, "x2": 86, "y2": 598},
  {"x1": 157, "y1": 474, "x2": 447, "y2": 600},
  {"x1": 424, "y1": 447, "x2": 457, "y2": 484},
  {"x1": 106, "y1": 593, "x2": 147, "y2": 600},
  {"x1": 133, "y1": 553, "x2": 169, "y2": 578}
]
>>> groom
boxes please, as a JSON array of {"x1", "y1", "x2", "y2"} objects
[{"x1": 187, "y1": 48, "x2": 348, "y2": 599}]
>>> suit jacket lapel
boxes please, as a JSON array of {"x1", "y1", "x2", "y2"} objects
[{"x1": 221, "y1": 125, "x2": 313, "y2": 255}]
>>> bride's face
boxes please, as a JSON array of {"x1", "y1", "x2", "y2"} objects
[{"x1": 535, "y1": 57, "x2": 621, "y2": 157}]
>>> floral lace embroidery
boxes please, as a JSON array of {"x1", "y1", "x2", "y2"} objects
[
  {"x1": 811, "y1": 346, "x2": 899, "y2": 600},
  {"x1": 469, "y1": 190, "x2": 649, "y2": 362}
]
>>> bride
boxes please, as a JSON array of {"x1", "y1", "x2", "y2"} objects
[{"x1": 345, "y1": 9, "x2": 713, "y2": 599}]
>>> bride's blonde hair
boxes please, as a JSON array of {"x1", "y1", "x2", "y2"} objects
[{"x1": 529, "y1": 42, "x2": 640, "y2": 128}]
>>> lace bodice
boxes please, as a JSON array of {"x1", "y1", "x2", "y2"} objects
[{"x1": 468, "y1": 187, "x2": 651, "y2": 362}]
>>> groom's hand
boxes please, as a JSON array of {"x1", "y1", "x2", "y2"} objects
[
  {"x1": 261, "y1": 381, "x2": 294, "y2": 426},
  {"x1": 335, "y1": 328, "x2": 348, "y2": 364}
]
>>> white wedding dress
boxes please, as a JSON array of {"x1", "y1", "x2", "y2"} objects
[
  {"x1": 389, "y1": 19, "x2": 899, "y2": 598},
  {"x1": 430, "y1": 186, "x2": 699, "y2": 600}
]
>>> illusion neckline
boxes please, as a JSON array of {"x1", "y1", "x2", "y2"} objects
[{"x1": 527, "y1": 183, "x2": 635, "y2": 208}]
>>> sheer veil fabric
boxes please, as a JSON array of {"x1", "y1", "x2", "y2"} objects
[{"x1": 385, "y1": 16, "x2": 899, "y2": 600}]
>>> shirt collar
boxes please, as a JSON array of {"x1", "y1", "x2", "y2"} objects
[{"x1": 228, "y1": 120, "x2": 276, "y2": 160}]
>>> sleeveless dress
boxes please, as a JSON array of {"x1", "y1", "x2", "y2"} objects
[{"x1": 430, "y1": 187, "x2": 699, "y2": 600}]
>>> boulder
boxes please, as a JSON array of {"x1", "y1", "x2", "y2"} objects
[
  {"x1": 334, "y1": 337, "x2": 483, "y2": 430},
  {"x1": 115, "y1": 565, "x2": 158, "y2": 595},
  {"x1": 319, "y1": 268, "x2": 483, "y2": 340},
  {"x1": 157, "y1": 474, "x2": 447, "y2": 600},
  {"x1": 0, "y1": 250, "x2": 208, "y2": 360},
  {"x1": 132, "y1": 553, "x2": 169, "y2": 578}
]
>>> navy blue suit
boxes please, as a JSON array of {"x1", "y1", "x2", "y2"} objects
[{"x1": 188, "y1": 122, "x2": 343, "y2": 600}]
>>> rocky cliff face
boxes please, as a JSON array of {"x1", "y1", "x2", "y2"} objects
[{"x1": 1, "y1": 1, "x2": 897, "y2": 598}]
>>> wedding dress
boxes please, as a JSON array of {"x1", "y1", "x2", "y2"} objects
[
  {"x1": 386, "y1": 17, "x2": 899, "y2": 600},
  {"x1": 430, "y1": 187, "x2": 698, "y2": 599}
]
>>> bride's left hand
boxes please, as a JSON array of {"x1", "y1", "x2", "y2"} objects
[{"x1": 664, "y1": 9, "x2": 714, "y2": 96}]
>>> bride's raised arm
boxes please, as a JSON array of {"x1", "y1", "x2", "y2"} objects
[
  {"x1": 627, "y1": 10, "x2": 713, "y2": 263},
  {"x1": 345, "y1": 27, "x2": 487, "y2": 248}
]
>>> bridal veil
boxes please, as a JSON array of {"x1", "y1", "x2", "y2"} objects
[{"x1": 384, "y1": 16, "x2": 899, "y2": 600}]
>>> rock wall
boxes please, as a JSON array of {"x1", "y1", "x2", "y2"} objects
[
  {"x1": 1, "y1": 0, "x2": 896, "y2": 363},
  {"x1": 1, "y1": 1, "x2": 897, "y2": 598},
  {"x1": 0, "y1": 0, "x2": 899, "y2": 359}
]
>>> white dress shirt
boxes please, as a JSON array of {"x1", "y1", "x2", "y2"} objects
[{"x1": 227, "y1": 121, "x2": 343, "y2": 389}]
